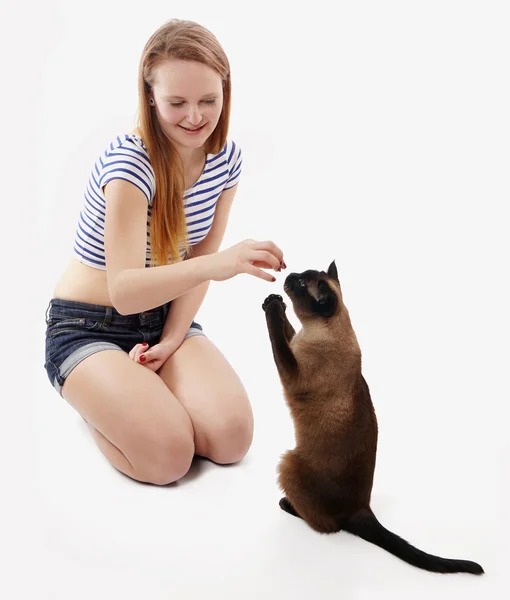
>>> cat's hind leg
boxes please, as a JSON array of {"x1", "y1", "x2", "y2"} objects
[
  {"x1": 279, "y1": 497, "x2": 302, "y2": 518},
  {"x1": 278, "y1": 451, "x2": 341, "y2": 533}
]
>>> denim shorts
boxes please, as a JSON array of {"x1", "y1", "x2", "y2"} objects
[{"x1": 44, "y1": 298, "x2": 205, "y2": 397}]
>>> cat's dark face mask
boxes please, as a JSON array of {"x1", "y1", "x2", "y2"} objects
[{"x1": 284, "y1": 261, "x2": 341, "y2": 320}]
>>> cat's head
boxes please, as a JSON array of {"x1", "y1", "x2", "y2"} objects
[{"x1": 283, "y1": 260, "x2": 343, "y2": 321}]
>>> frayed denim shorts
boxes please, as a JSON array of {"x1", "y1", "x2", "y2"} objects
[{"x1": 44, "y1": 298, "x2": 205, "y2": 397}]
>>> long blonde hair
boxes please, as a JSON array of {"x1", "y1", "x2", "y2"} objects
[{"x1": 136, "y1": 19, "x2": 231, "y2": 266}]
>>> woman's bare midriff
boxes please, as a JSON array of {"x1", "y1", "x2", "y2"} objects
[{"x1": 53, "y1": 257, "x2": 114, "y2": 307}]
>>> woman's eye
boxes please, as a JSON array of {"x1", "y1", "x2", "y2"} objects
[{"x1": 169, "y1": 99, "x2": 216, "y2": 107}]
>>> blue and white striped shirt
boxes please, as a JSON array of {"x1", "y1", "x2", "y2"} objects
[{"x1": 73, "y1": 133, "x2": 242, "y2": 269}]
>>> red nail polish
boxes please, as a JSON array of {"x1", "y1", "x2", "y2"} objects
[
  {"x1": 140, "y1": 355, "x2": 146, "y2": 362},
  {"x1": 142, "y1": 343, "x2": 148, "y2": 347}
]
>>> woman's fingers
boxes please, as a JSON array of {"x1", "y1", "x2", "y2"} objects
[
  {"x1": 252, "y1": 240, "x2": 284, "y2": 264},
  {"x1": 245, "y1": 263, "x2": 276, "y2": 282},
  {"x1": 137, "y1": 343, "x2": 148, "y2": 363},
  {"x1": 252, "y1": 260, "x2": 278, "y2": 269},
  {"x1": 129, "y1": 342, "x2": 148, "y2": 362},
  {"x1": 249, "y1": 250, "x2": 281, "y2": 272}
]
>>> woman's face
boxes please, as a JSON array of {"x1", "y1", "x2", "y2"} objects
[{"x1": 150, "y1": 58, "x2": 224, "y2": 152}]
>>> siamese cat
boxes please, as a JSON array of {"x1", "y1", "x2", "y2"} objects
[{"x1": 262, "y1": 261, "x2": 483, "y2": 575}]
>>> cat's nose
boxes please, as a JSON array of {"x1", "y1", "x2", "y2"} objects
[
  {"x1": 284, "y1": 273, "x2": 298, "y2": 293},
  {"x1": 284, "y1": 273, "x2": 298, "y2": 285}
]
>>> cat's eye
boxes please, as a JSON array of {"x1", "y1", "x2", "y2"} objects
[{"x1": 298, "y1": 279, "x2": 306, "y2": 287}]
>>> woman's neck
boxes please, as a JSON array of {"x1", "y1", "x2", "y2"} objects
[{"x1": 177, "y1": 146, "x2": 205, "y2": 170}]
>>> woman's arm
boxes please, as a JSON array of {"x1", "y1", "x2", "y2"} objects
[
  {"x1": 104, "y1": 179, "x2": 215, "y2": 315},
  {"x1": 159, "y1": 184, "x2": 238, "y2": 344},
  {"x1": 104, "y1": 180, "x2": 283, "y2": 315}
]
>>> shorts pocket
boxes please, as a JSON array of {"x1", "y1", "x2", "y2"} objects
[{"x1": 47, "y1": 317, "x2": 103, "y2": 337}]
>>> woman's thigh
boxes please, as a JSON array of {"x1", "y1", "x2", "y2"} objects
[
  {"x1": 157, "y1": 336, "x2": 254, "y2": 464},
  {"x1": 62, "y1": 349, "x2": 195, "y2": 484}
]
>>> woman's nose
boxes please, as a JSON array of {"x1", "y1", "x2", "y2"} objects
[{"x1": 187, "y1": 106, "x2": 202, "y2": 125}]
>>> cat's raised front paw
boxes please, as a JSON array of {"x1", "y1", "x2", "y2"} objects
[{"x1": 262, "y1": 294, "x2": 286, "y2": 312}]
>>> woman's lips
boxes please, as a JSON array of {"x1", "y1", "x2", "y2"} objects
[{"x1": 178, "y1": 123, "x2": 207, "y2": 135}]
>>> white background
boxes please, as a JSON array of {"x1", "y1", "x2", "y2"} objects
[{"x1": 2, "y1": 0, "x2": 509, "y2": 598}]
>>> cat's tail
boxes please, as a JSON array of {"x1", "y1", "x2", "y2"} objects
[{"x1": 343, "y1": 508, "x2": 484, "y2": 575}]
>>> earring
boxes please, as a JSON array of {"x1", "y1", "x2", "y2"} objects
[{"x1": 149, "y1": 98, "x2": 155, "y2": 106}]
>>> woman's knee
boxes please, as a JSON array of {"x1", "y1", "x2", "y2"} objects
[
  {"x1": 134, "y1": 430, "x2": 195, "y2": 485},
  {"x1": 203, "y1": 408, "x2": 254, "y2": 465}
]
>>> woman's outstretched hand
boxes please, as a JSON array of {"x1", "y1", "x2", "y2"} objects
[{"x1": 207, "y1": 239, "x2": 286, "y2": 282}]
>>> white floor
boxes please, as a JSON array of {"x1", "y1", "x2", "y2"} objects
[
  {"x1": 9, "y1": 2, "x2": 507, "y2": 596},
  {"x1": 21, "y1": 296, "x2": 507, "y2": 600}
]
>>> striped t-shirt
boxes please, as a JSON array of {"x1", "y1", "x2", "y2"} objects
[{"x1": 73, "y1": 133, "x2": 242, "y2": 269}]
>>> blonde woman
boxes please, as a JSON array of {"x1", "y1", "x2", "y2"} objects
[{"x1": 44, "y1": 19, "x2": 286, "y2": 485}]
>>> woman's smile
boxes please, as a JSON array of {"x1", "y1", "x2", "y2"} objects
[{"x1": 178, "y1": 123, "x2": 207, "y2": 135}]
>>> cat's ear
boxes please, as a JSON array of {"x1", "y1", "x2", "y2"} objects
[
  {"x1": 327, "y1": 260, "x2": 339, "y2": 282},
  {"x1": 316, "y1": 280, "x2": 338, "y2": 317}
]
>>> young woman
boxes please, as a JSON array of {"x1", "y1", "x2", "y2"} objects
[{"x1": 44, "y1": 19, "x2": 286, "y2": 485}]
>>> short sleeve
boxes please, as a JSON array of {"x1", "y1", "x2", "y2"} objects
[
  {"x1": 224, "y1": 141, "x2": 243, "y2": 190},
  {"x1": 98, "y1": 138, "x2": 156, "y2": 205}
]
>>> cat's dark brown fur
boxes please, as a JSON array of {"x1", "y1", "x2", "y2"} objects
[{"x1": 262, "y1": 261, "x2": 483, "y2": 575}]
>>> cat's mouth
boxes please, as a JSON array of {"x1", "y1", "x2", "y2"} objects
[
  {"x1": 284, "y1": 274, "x2": 307, "y2": 297},
  {"x1": 283, "y1": 275, "x2": 294, "y2": 295}
]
